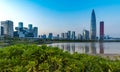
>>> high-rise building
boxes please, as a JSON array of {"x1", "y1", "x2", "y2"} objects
[
  {"x1": 18, "y1": 22, "x2": 24, "y2": 37},
  {"x1": 61, "y1": 33, "x2": 64, "y2": 39},
  {"x1": 15, "y1": 23, "x2": 38, "y2": 38},
  {"x1": 90, "y1": 9, "x2": 96, "y2": 40},
  {"x1": 57, "y1": 34, "x2": 59, "y2": 39},
  {"x1": 18, "y1": 22, "x2": 23, "y2": 30},
  {"x1": 18, "y1": 22, "x2": 23, "y2": 32},
  {"x1": 28, "y1": 24, "x2": 32, "y2": 30},
  {"x1": 1, "y1": 20, "x2": 14, "y2": 37},
  {"x1": 48, "y1": 33, "x2": 53, "y2": 39},
  {"x1": 83, "y1": 29, "x2": 89, "y2": 40},
  {"x1": 1, "y1": 26, "x2": 4, "y2": 36},
  {"x1": 0, "y1": 22, "x2": 4, "y2": 36},
  {"x1": 78, "y1": 34, "x2": 83, "y2": 40},
  {"x1": 33, "y1": 27, "x2": 38, "y2": 38},
  {"x1": 67, "y1": 31, "x2": 71, "y2": 40},
  {"x1": 72, "y1": 31, "x2": 76, "y2": 40},
  {"x1": 100, "y1": 21, "x2": 104, "y2": 40},
  {"x1": 64, "y1": 33, "x2": 68, "y2": 39}
]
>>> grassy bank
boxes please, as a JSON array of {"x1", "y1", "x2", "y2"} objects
[{"x1": 0, "y1": 44, "x2": 120, "y2": 72}]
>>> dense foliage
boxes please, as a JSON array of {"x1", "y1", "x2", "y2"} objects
[{"x1": 0, "y1": 44, "x2": 120, "y2": 72}]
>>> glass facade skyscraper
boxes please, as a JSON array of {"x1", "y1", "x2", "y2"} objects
[
  {"x1": 90, "y1": 9, "x2": 96, "y2": 40},
  {"x1": 72, "y1": 31, "x2": 75, "y2": 40},
  {"x1": 67, "y1": 31, "x2": 71, "y2": 40},
  {"x1": 1, "y1": 20, "x2": 14, "y2": 37},
  {"x1": 28, "y1": 24, "x2": 33, "y2": 30},
  {"x1": 33, "y1": 27, "x2": 38, "y2": 38},
  {"x1": 100, "y1": 21, "x2": 104, "y2": 40},
  {"x1": 18, "y1": 22, "x2": 23, "y2": 31},
  {"x1": 83, "y1": 29, "x2": 89, "y2": 40}
]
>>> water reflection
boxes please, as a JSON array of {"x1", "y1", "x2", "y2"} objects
[
  {"x1": 90, "y1": 43, "x2": 96, "y2": 54},
  {"x1": 48, "y1": 42, "x2": 105, "y2": 54},
  {"x1": 99, "y1": 43, "x2": 104, "y2": 54},
  {"x1": 71, "y1": 43, "x2": 75, "y2": 53},
  {"x1": 85, "y1": 43, "x2": 89, "y2": 54},
  {"x1": 66, "y1": 43, "x2": 70, "y2": 52}
]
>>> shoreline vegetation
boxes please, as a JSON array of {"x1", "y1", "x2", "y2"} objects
[
  {"x1": 0, "y1": 37, "x2": 120, "y2": 45},
  {"x1": 0, "y1": 44, "x2": 120, "y2": 72}
]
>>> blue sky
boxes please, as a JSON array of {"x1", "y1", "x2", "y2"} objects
[{"x1": 0, "y1": 0, "x2": 120, "y2": 37}]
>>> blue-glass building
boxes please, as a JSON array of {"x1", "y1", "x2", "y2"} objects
[
  {"x1": 90, "y1": 9, "x2": 96, "y2": 40},
  {"x1": 48, "y1": 33, "x2": 53, "y2": 39},
  {"x1": 28, "y1": 24, "x2": 33, "y2": 30},
  {"x1": 72, "y1": 31, "x2": 76, "y2": 40},
  {"x1": 18, "y1": 22, "x2": 23, "y2": 31}
]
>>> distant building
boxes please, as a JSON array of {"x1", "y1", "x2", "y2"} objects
[
  {"x1": 14, "y1": 31, "x2": 19, "y2": 37},
  {"x1": 90, "y1": 9, "x2": 96, "y2": 40},
  {"x1": 48, "y1": 33, "x2": 53, "y2": 39},
  {"x1": 57, "y1": 34, "x2": 59, "y2": 39},
  {"x1": 72, "y1": 31, "x2": 76, "y2": 40},
  {"x1": 100, "y1": 21, "x2": 104, "y2": 40},
  {"x1": 83, "y1": 29, "x2": 89, "y2": 40},
  {"x1": 78, "y1": 34, "x2": 83, "y2": 40},
  {"x1": 53, "y1": 34, "x2": 59, "y2": 40},
  {"x1": 67, "y1": 31, "x2": 71, "y2": 40},
  {"x1": 18, "y1": 22, "x2": 23, "y2": 31},
  {"x1": 33, "y1": 27, "x2": 38, "y2": 38},
  {"x1": 28, "y1": 24, "x2": 33, "y2": 31},
  {"x1": 15, "y1": 23, "x2": 38, "y2": 38},
  {"x1": 18, "y1": 22, "x2": 24, "y2": 37},
  {"x1": 1, "y1": 26, "x2": 4, "y2": 36},
  {"x1": 61, "y1": 33, "x2": 64, "y2": 39},
  {"x1": 64, "y1": 33, "x2": 68, "y2": 39},
  {"x1": 1, "y1": 20, "x2": 14, "y2": 37},
  {"x1": 41, "y1": 34, "x2": 46, "y2": 39}
]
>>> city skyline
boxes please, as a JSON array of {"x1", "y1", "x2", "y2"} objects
[{"x1": 0, "y1": 0, "x2": 120, "y2": 37}]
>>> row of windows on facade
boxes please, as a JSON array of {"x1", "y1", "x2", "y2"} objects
[{"x1": 0, "y1": 20, "x2": 38, "y2": 38}]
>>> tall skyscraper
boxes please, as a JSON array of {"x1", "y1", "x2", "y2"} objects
[
  {"x1": 1, "y1": 20, "x2": 14, "y2": 37},
  {"x1": 90, "y1": 9, "x2": 96, "y2": 40},
  {"x1": 72, "y1": 31, "x2": 76, "y2": 40},
  {"x1": 83, "y1": 29, "x2": 89, "y2": 40},
  {"x1": 61, "y1": 33, "x2": 65, "y2": 39},
  {"x1": 33, "y1": 27, "x2": 38, "y2": 38},
  {"x1": 18, "y1": 22, "x2": 23, "y2": 31},
  {"x1": 28, "y1": 24, "x2": 33, "y2": 30},
  {"x1": 67, "y1": 31, "x2": 71, "y2": 40},
  {"x1": 100, "y1": 21, "x2": 104, "y2": 40},
  {"x1": 18, "y1": 22, "x2": 24, "y2": 37},
  {"x1": 78, "y1": 34, "x2": 83, "y2": 40}
]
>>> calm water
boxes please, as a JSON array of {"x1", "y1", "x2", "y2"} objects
[{"x1": 47, "y1": 42, "x2": 120, "y2": 54}]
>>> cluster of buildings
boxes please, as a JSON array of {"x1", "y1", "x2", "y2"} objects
[
  {"x1": 0, "y1": 9, "x2": 105, "y2": 40},
  {"x1": 40, "y1": 9, "x2": 105, "y2": 40},
  {"x1": 0, "y1": 20, "x2": 38, "y2": 38}
]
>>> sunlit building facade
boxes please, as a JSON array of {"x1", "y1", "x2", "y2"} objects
[
  {"x1": 1, "y1": 20, "x2": 14, "y2": 37},
  {"x1": 90, "y1": 9, "x2": 96, "y2": 40},
  {"x1": 100, "y1": 21, "x2": 104, "y2": 40}
]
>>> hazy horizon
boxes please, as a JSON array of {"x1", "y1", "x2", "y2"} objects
[{"x1": 0, "y1": 0, "x2": 120, "y2": 37}]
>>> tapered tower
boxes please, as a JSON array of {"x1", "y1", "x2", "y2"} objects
[{"x1": 90, "y1": 9, "x2": 96, "y2": 40}]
